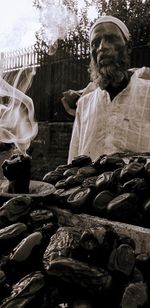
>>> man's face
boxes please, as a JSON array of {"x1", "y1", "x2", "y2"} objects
[
  {"x1": 89, "y1": 22, "x2": 129, "y2": 88},
  {"x1": 90, "y1": 22, "x2": 126, "y2": 68}
]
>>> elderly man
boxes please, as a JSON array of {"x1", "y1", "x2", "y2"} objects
[{"x1": 67, "y1": 15, "x2": 150, "y2": 163}]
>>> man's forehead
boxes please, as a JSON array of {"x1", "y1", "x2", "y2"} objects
[
  {"x1": 90, "y1": 22, "x2": 124, "y2": 41},
  {"x1": 89, "y1": 16, "x2": 130, "y2": 41}
]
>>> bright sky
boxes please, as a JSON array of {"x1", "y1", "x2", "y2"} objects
[
  {"x1": 77, "y1": 0, "x2": 98, "y2": 20},
  {"x1": 0, "y1": 0, "x2": 40, "y2": 52},
  {"x1": 0, "y1": 0, "x2": 97, "y2": 52}
]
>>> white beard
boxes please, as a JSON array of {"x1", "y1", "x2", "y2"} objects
[
  {"x1": 98, "y1": 64, "x2": 127, "y2": 89},
  {"x1": 90, "y1": 46, "x2": 130, "y2": 89}
]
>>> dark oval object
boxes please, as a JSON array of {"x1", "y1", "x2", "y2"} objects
[
  {"x1": 44, "y1": 257, "x2": 112, "y2": 295},
  {"x1": 108, "y1": 244, "x2": 135, "y2": 276},
  {"x1": 0, "y1": 196, "x2": 32, "y2": 224},
  {"x1": 67, "y1": 187, "x2": 92, "y2": 212},
  {"x1": 121, "y1": 282, "x2": 148, "y2": 307},
  {"x1": 120, "y1": 162, "x2": 145, "y2": 183},
  {"x1": 55, "y1": 164, "x2": 71, "y2": 173},
  {"x1": 71, "y1": 155, "x2": 92, "y2": 167},
  {"x1": 64, "y1": 175, "x2": 84, "y2": 188},
  {"x1": 0, "y1": 223, "x2": 27, "y2": 239},
  {"x1": 122, "y1": 177, "x2": 149, "y2": 197},
  {"x1": 63, "y1": 167, "x2": 79, "y2": 178},
  {"x1": 43, "y1": 170, "x2": 63, "y2": 184},
  {"x1": 82, "y1": 176, "x2": 98, "y2": 189},
  {"x1": 77, "y1": 165, "x2": 98, "y2": 177},
  {"x1": 58, "y1": 186, "x2": 81, "y2": 204},
  {"x1": 55, "y1": 179, "x2": 67, "y2": 189},
  {"x1": 92, "y1": 190, "x2": 114, "y2": 216},
  {"x1": 96, "y1": 171, "x2": 117, "y2": 193},
  {"x1": 107, "y1": 193, "x2": 138, "y2": 222},
  {"x1": 99, "y1": 155, "x2": 125, "y2": 171},
  {"x1": 72, "y1": 174, "x2": 85, "y2": 185},
  {"x1": 9, "y1": 231, "x2": 43, "y2": 263},
  {"x1": 0, "y1": 223, "x2": 28, "y2": 255},
  {"x1": 0, "y1": 271, "x2": 45, "y2": 307}
]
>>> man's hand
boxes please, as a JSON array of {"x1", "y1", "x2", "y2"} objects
[{"x1": 61, "y1": 89, "x2": 82, "y2": 116}]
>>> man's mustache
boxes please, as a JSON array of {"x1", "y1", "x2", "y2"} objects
[
  {"x1": 98, "y1": 57, "x2": 120, "y2": 71},
  {"x1": 98, "y1": 53, "x2": 113, "y2": 60},
  {"x1": 97, "y1": 53, "x2": 117, "y2": 63}
]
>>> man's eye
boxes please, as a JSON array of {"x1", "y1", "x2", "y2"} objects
[{"x1": 92, "y1": 39, "x2": 101, "y2": 48}]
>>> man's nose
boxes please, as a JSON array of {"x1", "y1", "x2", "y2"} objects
[{"x1": 97, "y1": 38, "x2": 109, "y2": 52}]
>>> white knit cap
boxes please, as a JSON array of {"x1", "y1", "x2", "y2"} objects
[{"x1": 89, "y1": 15, "x2": 130, "y2": 41}]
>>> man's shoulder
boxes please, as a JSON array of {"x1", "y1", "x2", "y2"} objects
[
  {"x1": 130, "y1": 67, "x2": 150, "y2": 80},
  {"x1": 81, "y1": 82, "x2": 97, "y2": 96},
  {"x1": 78, "y1": 87, "x2": 99, "y2": 105}
]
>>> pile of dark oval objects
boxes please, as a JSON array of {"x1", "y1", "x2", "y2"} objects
[
  {"x1": 0, "y1": 196, "x2": 150, "y2": 308},
  {"x1": 43, "y1": 153, "x2": 150, "y2": 228},
  {"x1": 1, "y1": 153, "x2": 150, "y2": 307}
]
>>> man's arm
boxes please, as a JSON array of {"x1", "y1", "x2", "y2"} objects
[
  {"x1": 61, "y1": 82, "x2": 96, "y2": 117},
  {"x1": 61, "y1": 89, "x2": 82, "y2": 116}
]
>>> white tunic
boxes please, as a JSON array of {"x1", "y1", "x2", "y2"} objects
[{"x1": 68, "y1": 67, "x2": 150, "y2": 163}]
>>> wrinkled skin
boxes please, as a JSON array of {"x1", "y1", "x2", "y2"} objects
[{"x1": 89, "y1": 22, "x2": 130, "y2": 89}]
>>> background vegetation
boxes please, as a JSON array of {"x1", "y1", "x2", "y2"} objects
[{"x1": 34, "y1": 0, "x2": 150, "y2": 47}]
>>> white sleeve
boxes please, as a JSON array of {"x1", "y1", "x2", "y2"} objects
[
  {"x1": 81, "y1": 82, "x2": 96, "y2": 96},
  {"x1": 67, "y1": 108, "x2": 80, "y2": 164}
]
